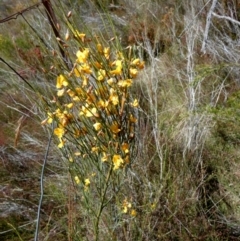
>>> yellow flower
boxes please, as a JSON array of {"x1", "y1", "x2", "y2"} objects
[
  {"x1": 76, "y1": 48, "x2": 89, "y2": 63},
  {"x1": 117, "y1": 51, "x2": 124, "y2": 59},
  {"x1": 131, "y1": 58, "x2": 140, "y2": 66},
  {"x1": 80, "y1": 105, "x2": 98, "y2": 117},
  {"x1": 112, "y1": 154, "x2": 124, "y2": 170},
  {"x1": 131, "y1": 99, "x2": 139, "y2": 107},
  {"x1": 129, "y1": 114, "x2": 137, "y2": 123},
  {"x1": 75, "y1": 176, "x2": 80, "y2": 184},
  {"x1": 97, "y1": 99, "x2": 109, "y2": 109},
  {"x1": 54, "y1": 127, "x2": 65, "y2": 139},
  {"x1": 101, "y1": 152, "x2": 108, "y2": 162},
  {"x1": 110, "y1": 60, "x2": 122, "y2": 75},
  {"x1": 93, "y1": 122, "x2": 102, "y2": 131},
  {"x1": 58, "y1": 138, "x2": 65, "y2": 148},
  {"x1": 81, "y1": 63, "x2": 92, "y2": 74},
  {"x1": 67, "y1": 89, "x2": 75, "y2": 97},
  {"x1": 84, "y1": 178, "x2": 90, "y2": 186},
  {"x1": 110, "y1": 123, "x2": 121, "y2": 134},
  {"x1": 130, "y1": 209, "x2": 137, "y2": 217},
  {"x1": 104, "y1": 47, "x2": 110, "y2": 59},
  {"x1": 121, "y1": 143, "x2": 129, "y2": 154},
  {"x1": 75, "y1": 87, "x2": 85, "y2": 96},
  {"x1": 59, "y1": 112, "x2": 72, "y2": 127},
  {"x1": 56, "y1": 74, "x2": 68, "y2": 89},
  {"x1": 97, "y1": 69, "x2": 106, "y2": 81},
  {"x1": 131, "y1": 58, "x2": 144, "y2": 69},
  {"x1": 66, "y1": 102, "x2": 74, "y2": 109},
  {"x1": 109, "y1": 88, "x2": 119, "y2": 105},
  {"x1": 91, "y1": 146, "x2": 99, "y2": 153},
  {"x1": 107, "y1": 78, "x2": 115, "y2": 86},
  {"x1": 97, "y1": 43, "x2": 103, "y2": 53},
  {"x1": 94, "y1": 61, "x2": 102, "y2": 69},
  {"x1": 74, "y1": 66, "x2": 82, "y2": 77},
  {"x1": 129, "y1": 68, "x2": 138, "y2": 78},
  {"x1": 57, "y1": 88, "x2": 65, "y2": 97},
  {"x1": 74, "y1": 31, "x2": 85, "y2": 42},
  {"x1": 122, "y1": 199, "x2": 132, "y2": 213},
  {"x1": 41, "y1": 112, "x2": 53, "y2": 125},
  {"x1": 118, "y1": 79, "x2": 132, "y2": 88}
]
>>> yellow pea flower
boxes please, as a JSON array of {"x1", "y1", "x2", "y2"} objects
[
  {"x1": 107, "y1": 78, "x2": 115, "y2": 86},
  {"x1": 118, "y1": 79, "x2": 132, "y2": 88},
  {"x1": 110, "y1": 123, "x2": 121, "y2": 134},
  {"x1": 121, "y1": 143, "x2": 129, "y2": 154},
  {"x1": 76, "y1": 48, "x2": 89, "y2": 63},
  {"x1": 130, "y1": 209, "x2": 137, "y2": 217},
  {"x1": 97, "y1": 69, "x2": 106, "y2": 81},
  {"x1": 67, "y1": 89, "x2": 75, "y2": 97},
  {"x1": 75, "y1": 176, "x2": 80, "y2": 184},
  {"x1": 104, "y1": 47, "x2": 110, "y2": 59},
  {"x1": 41, "y1": 112, "x2": 53, "y2": 125},
  {"x1": 112, "y1": 154, "x2": 124, "y2": 170},
  {"x1": 56, "y1": 74, "x2": 68, "y2": 89},
  {"x1": 129, "y1": 68, "x2": 138, "y2": 78},
  {"x1": 57, "y1": 88, "x2": 65, "y2": 97},
  {"x1": 58, "y1": 138, "x2": 65, "y2": 148},
  {"x1": 66, "y1": 102, "x2": 74, "y2": 109},
  {"x1": 131, "y1": 58, "x2": 144, "y2": 69},
  {"x1": 110, "y1": 60, "x2": 122, "y2": 75},
  {"x1": 84, "y1": 178, "x2": 90, "y2": 186},
  {"x1": 129, "y1": 114, "x2": 137, "y2": 123},
  {"x1": 131, "y1": 58, "x2": 140, "y2": 66},
  {"x1": 109, "y1": 88, "x2": 119, "y2": 105},
  {"x1": 101, "y1": 152, "x2": 108, "y2": 162},
  {"x1": 74, "y1": 66, "x2": 82, "y2": 77},
  {"x1": 91, "y1": 146, "x2": 99, "y2": 153},
  {"x1": 80, "y1": 105, "x2": 98, "y2": 117},
  {"x1": 97, "y1": 99, "x2": 109, "y2": 109},
  {"x1": 131, "y1": 99, "x2": 139, "y2": 107},
  {"x1": 74, "y1": 31, "x2": 85, "y2": 42},
  {"x1": 122, "y1": 199, "x2": 132, "y2": 213},
  {"x1": 54, "y1": 127, "x2": 65, "y2": 139},
  {"x1": 97, "y1": 43, "x2": 103, "y2": 53},
  {"x1": 93, "y1": 122, "x2": 102, "y2": 131},
  {"x1": 81, "y1": 63, "x2": 92, "y2": 74}
]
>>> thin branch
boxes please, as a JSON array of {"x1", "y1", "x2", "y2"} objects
[
  {"x1": 0, "y1": 2, "x2": 42, "y2": 24},
  {"x1": 212, "y1": 12, "x2": 240, "y2": 26},
  {"x1": 34, "y1": 125, "x2": 53, "y2": 241},
  {"x1": 42, "y1": 0, "x2": 72, "y2": 70},
  {"x1": 201, "y1": 0, "x2": 218, "y2": 54},
  {"x1": 0, "y1": 57, "x2": 35, "y2": 91}
]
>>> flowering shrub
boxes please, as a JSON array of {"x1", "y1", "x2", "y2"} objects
[{"x1": 42, "y1": 31, "x2": 144, "y2": 239}]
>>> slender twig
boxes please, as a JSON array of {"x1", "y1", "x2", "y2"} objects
[
  {"x1": 0, "y1": 57, "x2": 34, "y2": 91},
  {"x1": 201, "y1": 0, "x2": 218, "y2": 54},
  {"x1": 42, "y1": 0, "x2": 72, "y2": 70},
  {"x1": 34, "y1": 125, "x2": 53, "y2": 241},
  {"x1": 0, "y1": 2, "x2": 42, "y2": 24},
  {"x1": 212, "y1": 12, "x2": 240, "y2": 26}
]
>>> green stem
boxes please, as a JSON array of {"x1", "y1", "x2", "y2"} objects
[{"x1": 94, "y1": 164, "x2": 113, "y2": 241}]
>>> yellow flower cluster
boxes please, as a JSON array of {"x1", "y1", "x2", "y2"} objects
[
  {"x1": 43, "y1": 33, "x2": 144, "y2": 172},
  {"x1": 122, "y1": 198, "x2": 137, "y2": 217}
]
